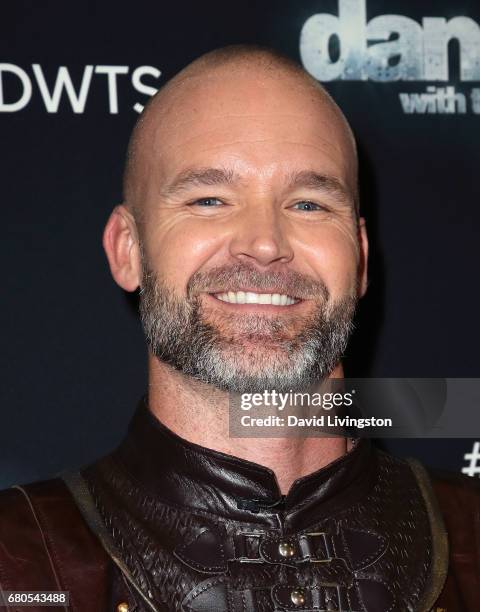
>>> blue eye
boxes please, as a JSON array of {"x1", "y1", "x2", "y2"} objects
[
  {"x1": 193, "y1": 197, "x2": 222, "y2": 207},
  {"x1": 293, "y1": 201, "x2": 323, "y2": 212}
]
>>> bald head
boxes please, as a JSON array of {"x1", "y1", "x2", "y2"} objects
[{"x1": 123, "y1": 44, "x2": 358, "y2": 218}]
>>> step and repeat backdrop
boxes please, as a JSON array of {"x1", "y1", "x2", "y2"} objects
[{"x1": 1, "y1": 0, "x2": 479, "y2": 487}]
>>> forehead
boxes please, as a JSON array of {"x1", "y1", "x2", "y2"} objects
[{"x1": 138, "y1": 70, "x2": 356, "y2": 193}]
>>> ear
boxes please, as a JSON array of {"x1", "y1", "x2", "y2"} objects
[
  {"x1": 102, "y1": 205, "x2": 142, "y2": 292},
  {"x1": 357, "y1": 217, "x2": 369, "y2": 298}
]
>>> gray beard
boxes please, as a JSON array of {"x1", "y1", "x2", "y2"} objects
[{"x1": 139, "y1": 260, "x2": 357, "y2": 393}]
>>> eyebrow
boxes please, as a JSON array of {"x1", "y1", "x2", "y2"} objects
[
  {"x1": 161, "y1": 167, "x2": 238, "y2": 197},
  {"x1": 161, "y1": 166, "x2": 353, "y2": 206},
  {"x1": 285, "y1": 170, "x2": 353, "y2": 205}
]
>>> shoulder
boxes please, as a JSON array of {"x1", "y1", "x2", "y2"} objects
[
  {"x1": 400, "y1": 459, "x2": 480, "y2": 544},
  {"x1": 428, "y1": 468, "x2": 480, "y2": 520},
  {"x1": 0, "y1": 477, "x2": 111, "y2": 606},
  {"x1": 0, "y1": 475, "x2": 108, "y2": 551},
  {"x1": 0, "y1": 475, "x2": 74, "y2": 503},
  {"x1": 376, "y1": 453, "x2": 479, "y2": 554},
  {"x1": 426, "y1": 469, "x2": 480, "y2": 604},
  {"x1": 0, "y1": 478, "x2": 76, "y2": 591},
  {"x1": 0, "y1": 477, "x2": 90, "y2": 539},
  {"x1": 375, "y1": 450, "x2": 480, "y2": 514},
  {"x1": 427, "y1": 468, "x2": 480, "y2": 538},
  {"x1": 0, "y1": 477, "x2": 72, "y2": 541}
]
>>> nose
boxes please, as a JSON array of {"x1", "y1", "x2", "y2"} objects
[{"x1": 229, "y1": 203, "x2": 294, "y2": 267}]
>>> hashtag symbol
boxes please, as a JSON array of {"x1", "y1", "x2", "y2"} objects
[{"x1": 462, "y1": 441, "x2": 480, "y2": 477}]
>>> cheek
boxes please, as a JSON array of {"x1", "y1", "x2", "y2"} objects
[
  {"x1": 141, "y1": 214, "x2": 228, "y2": 291},
  {"x1": 299, "y1": 221, "x2": 359, "y2": 298}
]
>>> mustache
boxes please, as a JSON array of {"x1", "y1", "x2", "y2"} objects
[{"x1": 186, "y1": 262, "x2": 329, "y2": 301}]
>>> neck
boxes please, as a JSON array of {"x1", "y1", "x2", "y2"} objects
[{"x1": 147, "y1": 356, "x2": 348, "y2": 494}]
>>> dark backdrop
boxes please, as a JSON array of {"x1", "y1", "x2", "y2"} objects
[{"x1": 2, "y1": 0, "x2": 479, "y2": 488}]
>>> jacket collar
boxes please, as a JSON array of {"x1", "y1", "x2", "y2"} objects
[{"x1": 113, "y1": 398, "x2": 377, "y2": 530}]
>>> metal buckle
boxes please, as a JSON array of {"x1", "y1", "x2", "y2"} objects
[
  {"x1": 235, "y1": 531, "x2": 265, "y2": 563},
  {"x1": 302, "y1": 531, "x2": 333, "y2": 563}
]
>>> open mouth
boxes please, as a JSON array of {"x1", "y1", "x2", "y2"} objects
[{"x1": 212, "y1": 291, "x2": 299, "y2": 306}]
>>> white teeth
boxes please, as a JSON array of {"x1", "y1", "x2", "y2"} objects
[{"x1": 214, "y1": 291, "x2": 297, "y2": 306}]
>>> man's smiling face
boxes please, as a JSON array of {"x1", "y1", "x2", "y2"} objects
[{"x1": 108, "y1": 55, "x2": 368, "y2": 392}]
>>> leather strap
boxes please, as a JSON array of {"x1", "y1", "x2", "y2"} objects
[
  {"x1": 175, "y1": 522, "x2": 386, "y2": 574},
  {"x1": 62, "y1": 470, "x2": 168, "y2": 612},
  {"x1": 182, "y1": 579, "x2": 355, "y2": 612},
  {"x1": 407, "y1": 459, "x2": 449, "y2": 612}
]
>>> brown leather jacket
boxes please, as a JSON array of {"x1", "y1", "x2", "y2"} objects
[{"x1": 0, "y1": 404, "x2": 479, "y2": 611}]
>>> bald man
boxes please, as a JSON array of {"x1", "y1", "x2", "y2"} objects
[{"x1": 0, "y1": 45, "x2": 478, "y2": 612}]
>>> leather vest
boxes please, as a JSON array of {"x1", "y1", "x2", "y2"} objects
[{"x1": 66, "y1": 400, "x2": 451, "y2": 612}]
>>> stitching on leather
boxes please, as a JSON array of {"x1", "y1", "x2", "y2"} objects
[
  {"x1": 179, "y1": 558, "x2": 224, "y2": 573},
  {"x1": 339, "y1": 523, "x2": 386, "y2": 573},
  {"x1": 260, "y1": 538, "x2": 298, "y2": 563},
  {"x1": 272, "y1": 585, "x2": 348, "y2": 610},
  {"x1": 359, "y1": 534, "x2": 388, "y2": 569},
  {"x1": 341, "y1": 527, "x2": 353, "y2": 572},
  {"x1": 12, "y1": 486, "x2": 68, "y2": 612},
  {"x1": 341, "y1": 526, "x2": 353, "y2": 571},
  {"x1": 227, "y1": 584, "x2": 235, "y2": 612},
  {"x1": 174, "y1": 552, "x2": 224, "y2": 573},
  {"x1": 331, "y1": 530, "x2": 339, "y2": 559},
  {"x1": 229, "y1": 530, "x2": 237, "y2": 558},
  {"x1": 354, "y1": 575, "x2": 396, "y2": 612},
  {"x1": 341, "y1": 527, "x2": 387, "y2": 570},
  {"x1": 374, "y1": 578, "x2": 395, "y2": 612},
  {"x1": 346, "y1": 588, "x2": 353, "y2": 612},
  {"x1": 184, "y1": 576, "x2": 226, "y2": 605},
  {"x1": 241, "y1": 590, "x2": 247, "y2": 612},
  {"x1": 219, "y1": 535, "x2": 226, "y2": 565},
  {"x1": 174, "y1": 528, "x2": 226, "y2": 572}
]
